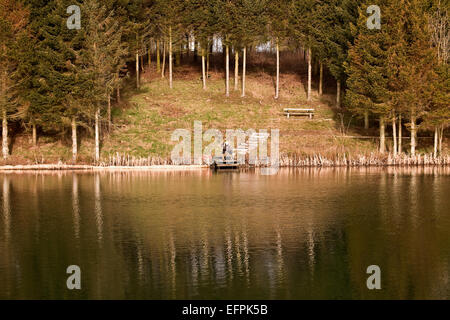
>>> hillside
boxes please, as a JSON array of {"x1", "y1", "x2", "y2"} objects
[{"x1": 4, "y1": 59, "x2": 446, "y2": 165}]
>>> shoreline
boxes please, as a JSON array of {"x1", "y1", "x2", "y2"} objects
[
  {"x1": 0, "y1": 164, "x2": 209, "y2": 171},
  {"x1": 0, "y1": 162, "x2": 449, "y2": 172}
]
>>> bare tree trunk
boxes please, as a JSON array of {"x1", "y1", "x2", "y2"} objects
[
  {"x1": 206, "y1": 46, "x2": 210, "y2": 78},
  {"x1": 275, "y1": 39, "x2": 280, "y2": 99},
  {"x1": 107, "y1": 94, "x2": 111, "y2": 132},
  {"x1": 156, "y1": 39, "x2": 161, "y2": 73},
  {"x1": 140, "y1": 53, "x2": 144, "y2": 71},
  {"x1": 380, "y1": 116, "x2": 385, "y2": 153},
  {"x1": 136, "y1": 51, "x2": 140, "y2": 89},
  {"x1": 225, "y1": 44, "x2": 229, "y2": 97},
  {"x1": 392, "y1": 114, "x2": 397, "y2": 156},
  {"x1": 410, "y1": 111, "x2": 416, "y2": 155},
  {"x1": 439, "y1": 125, "x2": 443, "y2": 155},
  {"x1": 202, "y1": 48, "x2": 206, "y2": 90},
  {"x1": 72, "y1": 116, "x2": 77, "y2": 163},
  {"x1": 241, "y1": 46, "x2": 246, "y2": 97},
  {"x1": 32, "y1": 121, "x2": 37, "y2": 147},
  {"x1": 398, "y1": 114, "x2": 402, "y2": 154},
  {"x1": 148, "y1": 42, "x2": 151, "y2": 68},
  {"x1": 307, "y1": 47, "x2": 312, "y2": 102},
  {"x1": 193, "y1": 39, "x2": 198, "y2": 62},
  {"x1": 161, "y1": 40, "x2": 166, "y2": 78},
  {"x1": 169, "y1": 26, "x2": 173, "y2": 89},
  {"x1": 185, "y1": 34, "x2": 190, "y2": 60},
  {"x1": 364, "y1": 110, "x2": 369, "y2": 130},
  {"x1": 434, "y1": 126, "x2": 438, "y2": 158},
  {"x1": 2, "y1": 109, "x2": 8, "y2": 160},
  {"x1": 95, "y1": 108, "x2": 100, "y2": 162},
  {"x1": 234, "y1": 49, "x2": 239, "y2": 91},
  {"x1": 319, "y1": 61, "x2": 323, "y2": 96},
  {"x1": 176, "y1": 44, "x2": 181, "y2": 66},
  {"x1": 336, "y1": 80, "x2": 341, "y2": 108}
]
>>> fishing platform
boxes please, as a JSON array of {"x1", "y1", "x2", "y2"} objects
[{"x1": 210, "y1": 157, "x2": 240, "y2": 170}]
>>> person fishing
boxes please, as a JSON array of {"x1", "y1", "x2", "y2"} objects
[{"x1": 222, "y1": 141, "x2": 233, "y2": 162}]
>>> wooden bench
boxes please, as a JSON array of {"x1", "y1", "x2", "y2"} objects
[{"x1": 284, "y1": 108, "x2": 315, "y2": 119}]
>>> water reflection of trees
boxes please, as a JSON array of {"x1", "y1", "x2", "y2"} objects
[{"x1": 0, "y1": 167, "x2": 449, "y2": 299}]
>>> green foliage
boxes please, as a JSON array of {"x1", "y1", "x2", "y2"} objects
[{"x1": 0, "y1": 0, "x2": 447, "y2": 159}]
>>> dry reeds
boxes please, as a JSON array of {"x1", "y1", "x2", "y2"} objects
[{"x1": 102, "y1": 152, "x2": 450, "y2": 168}]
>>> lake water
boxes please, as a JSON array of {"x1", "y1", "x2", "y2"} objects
[{"x1": 0, "y1": 167, "x2": 449, "y2": 299}]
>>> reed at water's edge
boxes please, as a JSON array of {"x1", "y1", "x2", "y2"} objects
[
  {"x1": 103, "y1": 152, "x2": 450, "y2": 167},
  {"x1": 0, "y1": 153, "x2": 448, "y2": 170}
]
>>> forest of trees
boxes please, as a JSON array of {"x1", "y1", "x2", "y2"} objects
[{"x1": 0, "y1": 0, "x2": 448, "y2": 163}]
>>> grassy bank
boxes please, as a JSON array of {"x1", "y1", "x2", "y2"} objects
[{"x1": 3, "y1": 63, "x2": 448, "y2": 165}]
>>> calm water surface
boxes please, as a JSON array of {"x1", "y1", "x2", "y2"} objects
[{"x1": 0, "y1": 167, "x2": 449, "y2": 299}]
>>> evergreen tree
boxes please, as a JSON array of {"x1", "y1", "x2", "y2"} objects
[
  {"x1": 79, "y1": 0, "x2": 128, "y2": 162},
  {"x1": 390, "y1": 0, "x2": 437, "y2": 155},
  {"x1": 345, "y1": 0, "x2": 394, "y2": 153},
  {"x1": 186, "y1": 0, "x2": 220, "y2": 90},
  {"x1": 19, "y1": 0, "x2": 83, "y2": 161},
  {"x1": 268, "y1": 0, "x2": 290, "y2": 99},
  {"x1": 0, "y1": 0, "x2": 29, "y2": 159}
]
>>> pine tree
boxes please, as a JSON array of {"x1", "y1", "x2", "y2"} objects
[
  {"x1": 345, "y1": 0, "x2": 393, "y2": 153},
  {"x1": 150, "y1": 0, "x2": 185, "y2": 89},
  {"x1": 268, "y1": 0, "x2": 290, "y2": 99},
  {"x1": 427, "y1": 0, "x2": 449, "y2": 156},
  {"x1": 310, "y1": 0, "x2": 358, "y2": 107},
  {"x1": 79, "y1": 0, "x2": 128, "y2": 162},
  {"x1": 18, "y1": 0, "x2": 83, "y2": 161},
  {"x1": 185, "y1": 0, "x2": 219, "y2": 90},
  {"x1": 232, "y1": 0, "x2": 268, "y2": 97},
  {"x1": 0, "y1": 0, "x2": 29, "y2": 159},
  {"x1": 390, "y1": 0, "x2": 437, "y2": 155}
]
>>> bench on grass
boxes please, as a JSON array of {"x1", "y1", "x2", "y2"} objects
[{"x1": 283, "y1": 108, "x2": 315, "y2": 119}]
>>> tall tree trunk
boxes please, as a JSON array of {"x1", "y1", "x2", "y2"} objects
[
  {"x1": 148, "y1": 43, "x2": 151, "y2": 68},
  {"x1": 234, "y1": 49, "x2": 239, "y2": 91},
  {"x1": 136, "y1": 51, "x2": 140, "y2": 89},
  {"x1": 95, "y1": 108, "x2": 100, "y2": 162},
  {"x1": 32, "y1": 122, "x2": 37, "y2": 147},
  {"x1": 206, "y1": 46, "x2": 210, "y2": 78},
  {"x1": 169, "y1": 26, "x2": 173, "y2": 89},
  {"x1": 117, "y1": 87, "x2": 121, "y2": 104},
  {"x1": 307, "y1": 47, "x2": 312, "y2": 102},
  {"x1": 319, "y1": 61, "x2": 323, "y2": 96},
  {"x1": 156, "y1": 40, "x2": 161, "y2": 73},
  {"x1": 193, "y1": 40, "x2": 198, "y2": 62},
  {"x1": 202, "y1": 48, "x2": 206, "y2": 90},
  {"x1": 2, "y1": 109, "x2": 8, "y2": 160},
  {"x1": 140, "y1": 53, "x2": 144, "y2": 71},
  {"x1": 364, "y1": 110, "x2": 369, "y2": 130},
  {"x1": 176, "y1": 44, "x2": 181, "y2": 66},
  {"x1": 107, "y1": 94, "x2": 111, "y2": 132},
  {"x1": 398, "y1": 114, "x2": 402, "y2": 154},
  {"x1": 434, "y1": 126, "x2": 438, "y2": 158},
  {"x1": 32, "y1": 124, "x2": 37, "y2": 147},
  {"x1": 72, "y1": 117, "x2": 77, "y2": 163},
  {"x1": 380, "y1": 116, "x2": 385, "y2": 153},
  {"x1": 241, "y1": 47, "x2": 246, "y2": 97},
  {"x1": 336, "y1": 80, "x2": 341, "y2": 108},
  {"x1": 185, "y1": 34, "x2": 190, "y2": 59},
  {"x1": 392, "y1": 114, "x2": 397, "y2": 156},
  {"x1": 275, "y1": 39, "x2": 280, "y2": 99},
  {"x1": 225, "y1": 44, "x2": 229, "y2": 97},
  {"x1": 410, "y1": 111, "x2": 416, "y2": 155},
  {"x1": 439, "y1": 125, "x2": 443, "y2": 156},
  {"x1": 161, "y1": 41, "x2": 166, "y2": 78}
]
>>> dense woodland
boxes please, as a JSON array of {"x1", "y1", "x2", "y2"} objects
[{"x1": 0, "y1": 0, "x2": 449, "y2": 163}]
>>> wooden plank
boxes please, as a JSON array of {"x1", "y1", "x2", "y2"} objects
[{"x1": 284, "y1": 108, "x2": 314, "y2": 112}]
